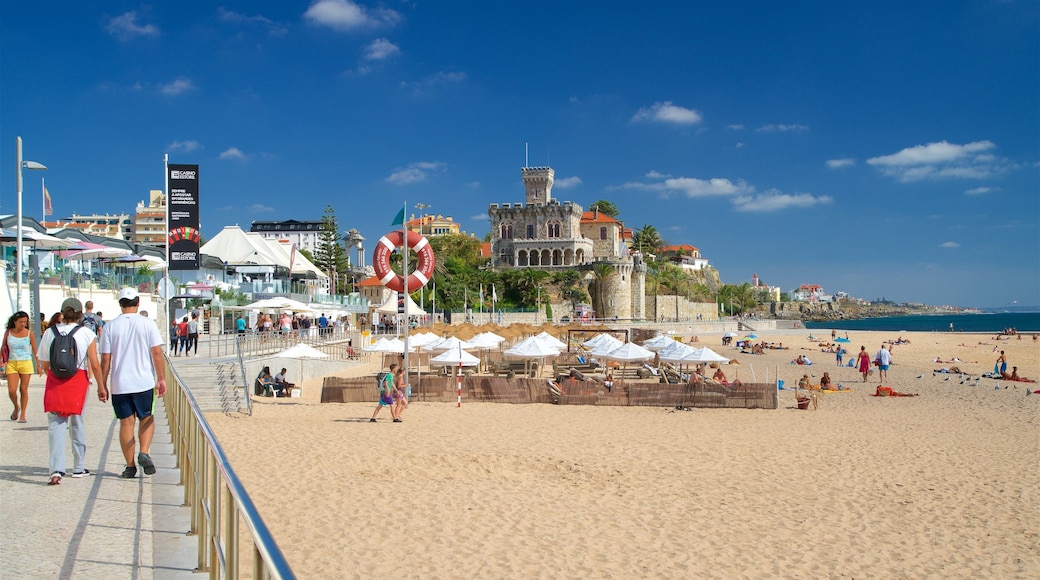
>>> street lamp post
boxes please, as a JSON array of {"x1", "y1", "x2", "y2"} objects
[{"x1": 15, "y1": 137, "x2": 47, "y2": 313}]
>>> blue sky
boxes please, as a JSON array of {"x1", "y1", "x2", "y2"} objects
[{"x1": 2, "y1": 1, "x2": 1037, "y2": 308}]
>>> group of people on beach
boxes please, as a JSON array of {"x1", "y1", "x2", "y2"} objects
[
  {"x1": 371, "y1": 361, "x2": 409, "y2": 422},
  {"x1": 4, "y1": 288, "x2": 166, "y2": 485}
]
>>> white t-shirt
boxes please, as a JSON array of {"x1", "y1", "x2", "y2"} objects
[
  {"x1": 37, "y1": 323, "x2": 97, "y2": 371},
  {"x1": 100, "y1": 312, "x2": 164, "y2": 395},
  {"x1": 876, "y1": 348, "x2": 892, "y2": 365}
]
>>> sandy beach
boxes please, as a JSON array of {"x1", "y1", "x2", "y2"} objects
[{"x1": 208, "y1": 328, "x2": 1039, "y2": 578}]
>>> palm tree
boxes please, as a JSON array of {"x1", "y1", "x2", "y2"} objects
[
  {"x1": 591, "y1": 262, "x2": 615, "y2": 318},
  {"x1": 632, "y1": 225, "x2": 663, "y2": 258}
]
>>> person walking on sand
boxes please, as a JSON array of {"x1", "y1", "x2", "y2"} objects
[
  {"x1": 875, "y1": 344, "x2": 892, "y2": 383},
  {"x1": 371, "y1": 363, "x2": 397, "y2": 422},
  {"x1": 392, "y1": 364, "x2": 409, "y2": 422},
  {"x1": 996, "y1": 350, "x2": 1007, "y2": 376},
  {"x1": 5, "y1": 311, "x2": 43, "y2": 423},
  {"x1": 856, "y1": 346, "x2": 872, "y2": 382},
  {"x1": 835, "y1": 345, "x2": 844, "y2": 367},
  {"x1": 36, "y1": 298, "x2": 107, "y2": 485},
  {"x1": 100, "y1": 288, "x2": 166, "y2": 479}
]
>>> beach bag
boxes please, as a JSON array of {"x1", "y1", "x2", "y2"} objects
[
  {"x1": 0, "y1": 330, "x2": 9, "y2": 366},
  {"x1": 49, "y1": 325, "x2": 82, "y2": 379}
]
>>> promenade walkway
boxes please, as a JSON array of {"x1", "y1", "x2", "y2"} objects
[{"x1": 0, "y1": 371, "x2": 196, "y2": 579}]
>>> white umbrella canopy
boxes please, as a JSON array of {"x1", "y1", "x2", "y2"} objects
[
  {"x1": 679, "y1": 347, "x2": 731, "y2": 364},
  {"x1": 723, "y1": 332, "x2": 739, "y2": 338},
  {"x1": 657, "y1": 341, "x2": 699, "y2": 363},
  {"x1": 429, "y1": 343, "x2": 481, "y2": 367},
  {"x1": 474, "y1": 331, "x2": 505, "y2": 343},
  {"x1": 505, "y1": 336, "x2": 562, "y2": 358},
  {"x1": 465, "y1": 333, "x2": 505, "y2": 349},
  {"x1": 274, "y1": 343, "x2": 330, "y2": 389},
  {"x1": 642, "y1": 334, "x2": 678, "y2": 350},
  {"x1": 583, "y1": 333, "x2": 624, "y2": 350},
  {"x1": 602, "y1": 342, "x2": 655, "y2": 363},
  {"x1": 0, "y1": 228, "x2": 77, "y2": 249},
  {"x1": 423, "y1": 335, "x2": 472, "y2": 352},
  {"x1": 363, "y1": 337, "x2": 395, "y2": 352},
  {"x1": 533, "y1": 331, "x2": 566, "y2": 350},
  {"x1": 408, "y1": 331, "x2": 440, "y2": 347}
]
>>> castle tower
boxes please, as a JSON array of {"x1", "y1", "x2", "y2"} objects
[
  {"x1": 631, "y1": 253, "x2": 647, "y2": 320},
  {"x1": 521, "y1": 166, "x2": 554, "y2": 205}
]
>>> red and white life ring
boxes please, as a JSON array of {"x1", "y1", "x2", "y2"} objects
[{"x1": 372, "y1": 230, "x2": 435, "y2": 293}]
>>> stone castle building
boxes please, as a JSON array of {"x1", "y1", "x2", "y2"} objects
[{"x1": 488, "y1": 166, "x2": 646, "y2": 320}]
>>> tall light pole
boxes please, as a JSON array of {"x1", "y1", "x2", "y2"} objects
[{"x1": 15, "y1": 137, "x2": 47, "y2": 312}]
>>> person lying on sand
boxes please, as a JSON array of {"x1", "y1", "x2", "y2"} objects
[
  {"x1": 875, "y1": 386, "x2": 918, "y2": 397},
  {"x1": 1003, "y1": 367, "x2": 1036, "y2": 383}
]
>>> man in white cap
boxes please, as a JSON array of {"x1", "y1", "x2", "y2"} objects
[{"x1": 100, "y1": 287, "x2": 166, "y2": 479}]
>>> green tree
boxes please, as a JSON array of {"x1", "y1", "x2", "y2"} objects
[
  {"x1": 314, "y1": 204, "x2": 349, "y2": 291},
  {"x1": 632, "y1": 225, "x2": 663, "y2": 258},
  {"x1": 588, "y1": 200, "x2": 620, "y2": 218},
  {"x1": 591, "y1": 262, "x2": 615, "y2": 316}
]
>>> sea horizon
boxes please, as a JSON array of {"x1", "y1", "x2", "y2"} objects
[{"x1": 804, "y1": 312, "x2": 1040, "y2": 333}]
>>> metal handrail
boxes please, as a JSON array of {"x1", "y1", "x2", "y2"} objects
[{"x1": 165, "y1": 359, "x2": 296, "y2": 579}]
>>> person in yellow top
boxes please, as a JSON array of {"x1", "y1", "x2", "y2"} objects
[{"x1": 5, "y1": 311, "x2": 43, "y2": 423}]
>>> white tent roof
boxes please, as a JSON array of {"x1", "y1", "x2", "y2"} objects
[
  {"x1": 642, "y1": 334, "x2": 677, "y2": 350},
  {"x1": 200, "y1": 226, "x2": 326, "y2": 278},
  {"x1": 423, "y1": 335, "x2": 470, "y2": 352},
  {"x1": 275, "y1": 343, "x2": 329, "y2": 359},
  {"x1": 657, "y1": 341, "x2": 699, "y2": 363},
  {"x1": 374, "y1": 292, "x2": 427, "y2": 316},
  {"x1": 677, "y1": 347, "x2": 731, "y2": 364},
  {"x1": 533, "y1": 331, "x2": 567, "y2": 349},
  {"x1": 583, "y1": 333, "x2": 624, "y2": 350}
]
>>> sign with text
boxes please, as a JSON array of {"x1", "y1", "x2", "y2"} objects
[{"x1": 168, "y1": 164, "x2": 200, "y2": 270}]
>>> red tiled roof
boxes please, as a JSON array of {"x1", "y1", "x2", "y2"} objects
[
  {"x1": 580, "y1": 211, "x2": 619, "y2": 224},
  {"x1": 661, "y1": 244, "x2": 700, "y2": 253},
  {"x1": 356, "y1": 277, "x2": 385, "y2": 287},
  {"x1": 480, "y1": 242, "x2": 491, "y2": 258}
]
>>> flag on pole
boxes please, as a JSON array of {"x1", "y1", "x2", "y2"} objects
[
  {"x1": 391, "y1": 207, "x2": 405, "y2": 226},
  {"x1": 492, "y1": 284, "x2": 497, "y2": 303},
  {"x1": 43, "y1": 186, "x2": 53, "y2": 216}
]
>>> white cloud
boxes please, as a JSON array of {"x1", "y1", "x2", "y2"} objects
[
  {"x1": 304, "y1": 0, "x2": 401, "y2": 31},
  {"x1": 645, "y1": 170, "x2": 670, "y2": 179},
  {"x1": 623, "y1": 176, "x2": 752, "y2": 198},
  {"x1": 470, "y1": 214, "x2": 490, "y2": 222},
  {"x1": 732, "y1": 190, "x2": 833, "y2": 212},
  {"x1": 726, "y1": 124, "x2": 745, "y2": 131},
  {"x1": 756, "y1": 123, "x2": 809, "y2": 133},
  {"x1": 940, "y1": 241, "x2": 960, "y2": 248},
  {"x1": 631, "y1": 101, "x2": 702, "y2": 125},
  {"x1": 248, "y1": 204, "x2": 275, "y2": 213},
  {"x1": 965, "y1": 186, "x2": 997, "y2": 195},
  {"x1": 735, "y1": 142, "x2": 745, "y2": 148},
  {"x1": 217, "y1": 7, "x2": 288, "y2": 36},
  {"x1": 554, "y1": 176, "x2": 583, "y2": 189},
  {"x1": 219, "y1": 147, "x2": 247, "y2": 161},
  {"x1": 867, "y1": 140, "x2": 1009, "y2": 182},
  {"x1": 104, "y1": 11, "x2": 159, "y2": 41},
  {"x1": 157, "y1": 78, "x2": 196, "y2": 96},
  {"x1": 168, "y1": 140, "x2": 201, "y2": 153},
  {"x1": 826, "y1": 158, "x2": 855, "y2": 169},
  {"x1": 400, "y1": 71, "x2": 467, "y2": 94},
  {"x1": 386, "y1": 161, "x2": 446, "y2": 185},
  {"x1": 364, "y1": 38, "x2": 401, "y2": 60}
]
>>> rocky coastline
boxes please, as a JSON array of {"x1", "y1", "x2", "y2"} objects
[{"x1": 768, "y1": 301, "x2": 961, "y2": 322}]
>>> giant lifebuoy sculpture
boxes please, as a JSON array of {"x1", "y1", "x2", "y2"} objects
[{"x1": 372, "y1": 230, "x2": 435, "y2": 293}]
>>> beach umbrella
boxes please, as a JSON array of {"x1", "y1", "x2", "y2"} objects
[
  {"x1": 657, "y1": 341, "x2": 699, "y2": 363},
  {"x1": 642, "y1": 334, "x2": 677, "y2": 350},
  {"x1": 679, "y1": 347, "x2": 732, "y2": 364},
  {"x1": 583, "y1": 333, "x2": 624, "y2": 350},
  {"x1": 423, "y1": 335, "x2": 472, "y2": 353},
  {"x1": 602, "y1": 342, "x2": 655, "y2": 363},
  {"x1": 505, "y1": 336, "x2": 562, "y2": 377},
  {"x1": 533, "y1": 331, "x2": 566, "y2": 350},
  {"x1": 723, "y1": 332, "x2": 738, "y2": 338},
  {"x1": 744, "y1": 333, "x2": 758, "y2": 339},
  {"x1": 430, "y1": 343, "x2": 481, "y2": 380},
  {"x1": 274, "y1": 343, "x2": 329, "y2": 391}
]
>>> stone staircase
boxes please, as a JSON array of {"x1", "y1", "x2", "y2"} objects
[{"x1": 169, "y1": 358, "x2": 247, "y2": 414}]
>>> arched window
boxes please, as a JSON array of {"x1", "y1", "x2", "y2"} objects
[
  {"x1": 547, "y1": 221, "x2": 561, "y2": 238},
  {"x1": 500, "y1": 223, "x2": 513, "y2": 239}
]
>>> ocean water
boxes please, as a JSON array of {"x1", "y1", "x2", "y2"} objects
[{"x1": 804, "y1": 312, "x2": 1040, "y2": 333}]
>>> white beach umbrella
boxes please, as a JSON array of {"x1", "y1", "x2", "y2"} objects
[
  {"x1": 679, "y1": 347, "x2": 731, "y2": 364},
  {"x1": 656, "y1": 341, "x2": 699, "y2": 363},
  {"x1": 504, "y1": 336, "x2": 561, "y2": 377},
  {"x1": 533, "y1": 331, "x2": 566, "y2": 350},
  {"x1": 602, "y1": 342, "x2": 655, "y2": 363},
  {"x1": 642, "y1": 334, "x2": 678, "y2": 350},
  {"x1": 274, "y1": 343, "x2": 329, "y2": 390},
  {"x1": 583, "y1": 333, "x2": 624, "y2": 350},
  {"x1": 423, "y1": 335, "x2": 472, "y2": 353}
]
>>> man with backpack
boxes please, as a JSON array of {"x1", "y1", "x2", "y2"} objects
[
  {"x1": 81, "y1": 300, "x2": 102, "y2": 338},
  {"x1": 100, "y1": 288, "x2": 166, "y2": 479}
]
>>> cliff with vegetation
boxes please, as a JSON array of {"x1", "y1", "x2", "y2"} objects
[{"x1": 769, "y1": 300, "x2": 932, "y2": 322}]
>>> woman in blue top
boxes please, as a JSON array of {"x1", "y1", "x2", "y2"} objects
[{"x1": 5, "y1": 311, "x2": 42, "y2": 423}]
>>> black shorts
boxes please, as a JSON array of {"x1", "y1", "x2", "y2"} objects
[{"x1": 112, "y1": 389, "x2": 155, "y2": 420}]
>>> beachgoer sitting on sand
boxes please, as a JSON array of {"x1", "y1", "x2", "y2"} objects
[
  {"x1": 820, "y1": 372, "x2": 832, "y2": 390},
  {"x1": 604, "y1": 373, "x2": 614, "y2": 393},
  {"x1": 712, "y1": 368, "x2": 728, "y2": 383}
]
